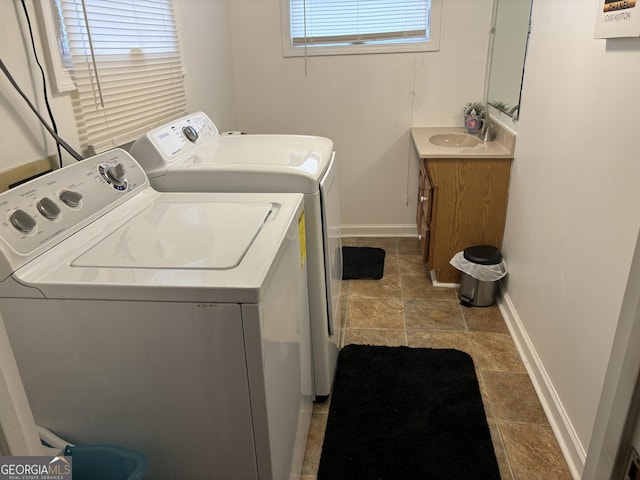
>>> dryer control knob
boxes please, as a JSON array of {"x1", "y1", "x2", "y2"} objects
[
  {"x1": 10, "y1": 209, "x2": 37, "y2": 233},
  {"x1": 37, "y1": 197, "x2": 61, "y2": 220},
  {"x1": 105, "y1": 163, "x2": 126, "y2": 186},
  {"x1": 59, "y1": 190, "x2": 83, "y2": 208}
]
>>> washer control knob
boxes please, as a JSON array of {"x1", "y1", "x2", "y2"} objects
[
  {"x1": 59, "y1": 190, "x2": 83, "y2": 208},
  {"x1": 182, "y1": 125, "x2": 198, "y2": 143},
  {"x1": 37, "y1": 197, "x2": 61, "y2": 220},
  {"x1": 105, "y1": 162, "x2": 126, "y2": 186},
  {"x1": 10, "y1": 209, "x2": 37, "y2": 233}
]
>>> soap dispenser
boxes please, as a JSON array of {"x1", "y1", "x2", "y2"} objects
[
  {"x1": 463, "y1": 103, "x2": 486, "y2": 135},
  {"x1": 465, "y1": 111, "x2": 483, "y2": 134}
]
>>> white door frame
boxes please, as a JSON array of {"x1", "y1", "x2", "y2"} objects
[{"x1": 583, "y1": 227, "x2": 640, "y2": 479}]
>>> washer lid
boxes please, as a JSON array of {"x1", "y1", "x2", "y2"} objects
[
  {"x1": 10, "y1": 191, "x2": 304, "y2": 303},
  {"x1": 72, "y1": 201, "x2": 272, "y2": 270}
]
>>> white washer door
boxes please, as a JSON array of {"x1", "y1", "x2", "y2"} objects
[{"x1": 73, "y1": 201, "x2": 271, "y2": 269}]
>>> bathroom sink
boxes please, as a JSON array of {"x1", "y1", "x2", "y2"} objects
[{"x1": 429, "y1": 133, "x2": 481, "y2": 148}]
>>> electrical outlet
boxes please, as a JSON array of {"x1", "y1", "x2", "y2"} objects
[{"x1": 625, "y1": 446, "x2": 640, "y2": 480}]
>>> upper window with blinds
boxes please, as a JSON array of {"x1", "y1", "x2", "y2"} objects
[
  {"x1": 50, "y1": 0, "x2": 187, "y2": 155},
  {"x1": 280, "y1": 0, "x2": 442, "y2": 57}
]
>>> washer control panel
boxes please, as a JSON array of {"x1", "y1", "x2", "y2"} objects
[
  {"x1": 147, "y1": 112, "x2": 219, "y2": 159},
  {"x1": 0, "y1": 149, "x2": 148, "y2": 255}
]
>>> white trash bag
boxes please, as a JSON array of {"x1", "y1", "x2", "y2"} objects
[{"x1": 449, "y1": 251, "x2": 508, "y2": 282}]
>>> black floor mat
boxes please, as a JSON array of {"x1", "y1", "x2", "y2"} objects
[
  {"x1": 342, "y1": 246, "x2": 385, "y2": 280},
  {"x1": 318, "y1": 345, "x2": 501, "y2": 480}
]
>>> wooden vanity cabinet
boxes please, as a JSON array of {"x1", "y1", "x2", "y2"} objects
[{"x1": 416, "y1": 157, "x2": 512, "y2": 284}]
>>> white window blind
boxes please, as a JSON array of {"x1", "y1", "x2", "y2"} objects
[
  {"x1": 55, "y1": 0, "x2": 187, "y2": 155},
  {"x1": 283, "y1": 0, "x2": 440, "y2": 56}
]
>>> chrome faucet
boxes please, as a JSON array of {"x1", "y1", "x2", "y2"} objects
[{"x1": 480, "y1": 117, "x2": 494, "y2": 143}]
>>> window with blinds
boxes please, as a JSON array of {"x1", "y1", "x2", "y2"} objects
[
  {"x1": 281, "y1": 0, "x2": 442, "y2": 57},
  {"x1": 53, "y1": 0, "x2": 187, "y2": 155}
]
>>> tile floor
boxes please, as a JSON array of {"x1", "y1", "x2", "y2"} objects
[{"x1": 301, "y1": 237, "x2": 573, "y2": 480}]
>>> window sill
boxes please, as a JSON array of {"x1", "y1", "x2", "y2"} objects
[{"x1": 282, "y1": 41, "x2": 440, "y2": 57}]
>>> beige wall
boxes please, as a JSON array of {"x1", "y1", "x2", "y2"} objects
[
  {"x1": 173, "y1": 0, "x2": 239, "y2": 132},
  {"x1": 500, "y1": 0, "x2": 640, "y2": 476}
]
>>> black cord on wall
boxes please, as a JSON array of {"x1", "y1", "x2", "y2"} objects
[
  {"x1": 0, "y1": 57, "x2": 83, "y2": 162},
  {"x1": 0, "y1": 2, "x2": 83, "y2": 163},
  {"x1": 19, "y1": 0, "x2": 64, "y2": 168}
]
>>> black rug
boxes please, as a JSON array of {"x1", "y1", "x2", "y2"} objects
[
  {"x1": 318, "y1": 345, "x2": 501, "y2": 480},
  {"x1": 342, "y1": 246, "x2": 385, "y2": 280}
]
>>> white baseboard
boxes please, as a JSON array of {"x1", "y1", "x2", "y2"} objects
[
  {"x1": 340, "y1": 224, "x2": 417, "y2": 238},
  {"x1": 497, "y1": 288, "x2": 585, "y2": 480},
  {"x1": 429, "y1": 269, "x2": 460, "y2": 289}
]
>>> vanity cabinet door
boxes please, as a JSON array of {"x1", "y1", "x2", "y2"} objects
[{"x1": 417, "y1": 160, "x2": 434, "y2": 262}]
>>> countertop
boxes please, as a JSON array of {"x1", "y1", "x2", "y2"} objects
[{"x1": 411, "y1": 126, "x2": 515, "y2": 159}]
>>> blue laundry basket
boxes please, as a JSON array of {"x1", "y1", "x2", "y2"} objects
[{"x1": 64, "y1": 444, "x2": 148, "y2": 480}]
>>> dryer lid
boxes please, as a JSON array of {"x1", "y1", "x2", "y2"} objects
[
  {"x1": 178, "y1": 134, "x2": 334, "y2": 180},
  {"x1": 203, "y1": 134, "x2": 332, "y2": 166},
  {"x1": 72, "y1": 201, "x2": 272, "y2": 270}
]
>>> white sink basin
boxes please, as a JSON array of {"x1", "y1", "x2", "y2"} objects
[{"x1": 429, "y1": 133, "x2": 481, "y2": 148}]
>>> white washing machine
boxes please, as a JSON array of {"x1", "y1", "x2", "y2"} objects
[
  {"x1": 0, "y1": 149, "x2": 312, "y2": 480},
  {"x1": 131, "y1": 112, "x2": 342, "y2": 400}
]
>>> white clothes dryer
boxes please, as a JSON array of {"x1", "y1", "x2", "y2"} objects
[
  {"x1": 131, "y1": 112, "x2": 342, "y2": 400},
  {"x1": 0, "y1": 149, "x2": 312, "y2": 480}
]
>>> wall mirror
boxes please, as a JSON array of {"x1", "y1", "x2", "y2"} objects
[{"x1": 485, "y1": 0, "x2": 533, "y2": 120}]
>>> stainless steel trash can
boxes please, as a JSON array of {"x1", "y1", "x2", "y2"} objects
[{"x1": 458, "y1": 245, "x2": 502, "y2": 307}]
